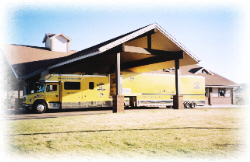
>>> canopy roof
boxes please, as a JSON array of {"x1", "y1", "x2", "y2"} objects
[
  {"x1": 4, "y1": 23, "x2": 200, "y2": 80},
  {"x1": 48, "y1": 23, "x2": 199, "y2": 72}
]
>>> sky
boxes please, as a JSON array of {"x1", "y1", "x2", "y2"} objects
[{"x1": 1, "y1": 0, "x2": 249, "y2": 84}]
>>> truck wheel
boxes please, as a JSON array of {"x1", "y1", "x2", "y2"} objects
[
  {"x1": 190, "y1": 102, "x2": 196, "y2": 108},
  {"x1": 33, "y1": 102, "x2": 47, "y2": 113}
]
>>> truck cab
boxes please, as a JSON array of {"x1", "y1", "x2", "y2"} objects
[{"x1": 23, "y1": 82, "x2": 61, "y2": 113}]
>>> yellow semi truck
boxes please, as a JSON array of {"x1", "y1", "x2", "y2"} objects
[{"x1": 23, "y1": 73, "x2": 205, "y2": 113}]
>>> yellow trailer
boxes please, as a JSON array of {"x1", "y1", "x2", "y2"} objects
[
  {"x1": 119, "y1": 72, "x2": 205, "y2": 108},
  {"x1": 23, "y1": 73, "x2": 205, "y2": 113}
]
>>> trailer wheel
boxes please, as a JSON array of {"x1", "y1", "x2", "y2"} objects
[
  {"x1": 190, "y1": 102, "x2": 196, "y2": 108},
  {"x1": 184, "y1": 102, "x2": 190, "y2": 108},
  {"x1": 33, "y1": 101, "x2": 47, "y2": 113}
]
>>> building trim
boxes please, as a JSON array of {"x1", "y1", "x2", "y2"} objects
[
  {"x1": 205, "y1": 85, "x2": 240, "y2": 88},
  {"x1": 50, "y1": 33, "x2": 71, "y2": 42}
]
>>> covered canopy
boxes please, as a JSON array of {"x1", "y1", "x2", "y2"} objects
[
  {"x1": 4, "y1": 23, "x2": 200, "y2": 80},
  {"x1": 48, "y1": 23, "x2": 199, "y2": 75}
]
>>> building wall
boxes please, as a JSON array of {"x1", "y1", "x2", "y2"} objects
[
  {"x1": 212, "y1": 97, "x2": 232, "y2": 105},
  {"x1": 52, "y1": 36, "x2": 68, "y2": 52},
  {"x1": 212, "y1": 88, "x2": 218, "y2": 97},
  {"x1": 45, "y1": 38, "x2": 51, "y2": 49},
  {"x1": 206, "y1": 87, "x2": 234, "y2": 105},
  {"x1": 225, "y1": 88, "x2": 231, "y2": 97}
]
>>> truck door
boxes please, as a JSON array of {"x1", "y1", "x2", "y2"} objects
[{"x1": 45, "y1": 83, "x2": 60, "y2": 103}]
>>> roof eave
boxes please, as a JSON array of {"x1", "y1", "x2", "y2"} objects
[
  {"x1": 99, "y1": 23, "x2": 200, "y2": 63},
  {"x1": 48, "y1": 50, "x2": 100, "y2": 70},
  {"x1": 205, "y1": 85, "x2": 240, "y2": 88},
  {"x1": 50, "y1": 33, "x2": 72, "y2": 42},
  {"x1": 154, "y1": 23, "x2": 200, "y2": 63}
]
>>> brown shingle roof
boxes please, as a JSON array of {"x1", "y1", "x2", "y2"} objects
[
  {"x1": 152, "y1": 64, "x2": 238, "y2": 86},
  {"x1": 3, "y1": 44, "x2": 77, "y2": 78}
]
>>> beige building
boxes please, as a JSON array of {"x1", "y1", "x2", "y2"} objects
[{"x1": 157, "y1": 65, "x2": 239, "y2": 105}]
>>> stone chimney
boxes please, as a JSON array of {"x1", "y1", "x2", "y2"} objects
[{"x1": 42, "y1": 33, "x2": 71, "y2": 52}]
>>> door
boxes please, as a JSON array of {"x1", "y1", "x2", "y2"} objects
[{"x1": 45, "y1": 83, "x2": 60, "y2": 103}]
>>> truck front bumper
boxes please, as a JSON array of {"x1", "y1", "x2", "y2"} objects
[{"x1": 23, "y1": 104, "x2": 32, "y2": 110}]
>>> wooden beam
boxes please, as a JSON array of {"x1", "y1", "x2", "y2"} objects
[
  {"x1": 147, "y1": 34, "x2": 151, "y2": 50},
  {"x1": 122, "y1": 45, "x2": 183, "y2": 57},
  {"x1": 147, "y1": 49, "x2": 183, "y2": 57},
  {"x1": 122, "y1": 45, "x2": 151, "y2": 55},
  {"x1": 121, "y1": 52, "x2": 183, "y2": 70}
]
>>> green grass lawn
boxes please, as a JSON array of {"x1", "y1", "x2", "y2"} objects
[{"x1": 6, "y1": 108, "x2": 246, "y2": 160}]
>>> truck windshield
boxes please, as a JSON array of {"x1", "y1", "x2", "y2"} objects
[{"x1": 36, "y1": 84, "x2": 45, "y2": 93}]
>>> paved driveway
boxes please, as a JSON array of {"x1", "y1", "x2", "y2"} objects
[
  {"x1": 5, "y1": 105, "x2": 242, "y2": 120},
  {"x1": 5, "y1": 107, "x2": 163, "y2": 120}
]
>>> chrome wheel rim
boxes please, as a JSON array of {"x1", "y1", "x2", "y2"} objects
[{"x1": 36, "y1": 104, "x2": 45, "y2": 113}]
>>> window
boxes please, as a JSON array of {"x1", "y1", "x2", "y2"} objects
[
  {"x1": 64, "y1": 82, "x2": 80, "y2": 90},
  {"x1": 36, "y1": 83, "x2": 46, "y2": 93},
  {"x1": 89, "y1": 82, "x2": 94, "y2": 90},
  {"x1": 46, "y1": 84, "x2": 57, "y2": 92},
  {"x1": 218, "y1": 88, "x2": 225, "y2": 97}
]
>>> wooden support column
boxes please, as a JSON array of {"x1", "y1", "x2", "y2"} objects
[
  {"x1": 173, "y1": 58, "x2": 184, "y2": 109},
  {"x1": 209, "y1": 88, "x2": 213, "y2": 105},
  {"x1": 15, "y1": 80, "x2": 21, "y2": 110},
  {"x1": 113, "y1": 52, "x2": 124, "y2": 113},
  {"x1": 232, "y1": 88, "x2": 236, "y2": 105}
]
